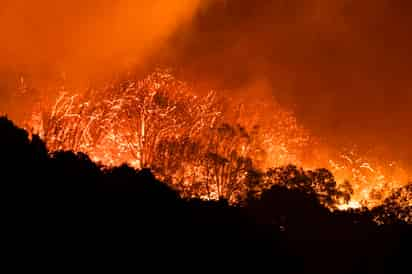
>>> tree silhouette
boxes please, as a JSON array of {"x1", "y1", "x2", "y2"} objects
[
  {"x1": 154, "y1": 123, "x2": 263, "y2": 202},
  {"x1": 373, "y1": 183, "x2": 412, "y2": 224},
  {"x1": 30, "y1": 70, "x2": 221, "y2": 168},
  {"x1": 199, "y1": 123, "x2": 260, "y2": 201},
  {"x1": 263, "y1": 165, "x2": 352, "y2": 209}
]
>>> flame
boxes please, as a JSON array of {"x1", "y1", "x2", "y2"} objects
[
  {"x1": 325, "y1": 147, "x2": 409, "y2": 208},
  {"x1": 22, "y1": 70, "x2": 410, "y2": 213},
  {"x1": 337, "y1": 200, "x2": 361, "y2": 211}
]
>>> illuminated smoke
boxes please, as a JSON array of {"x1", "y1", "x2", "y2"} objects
[{"x1": 0, "y1": 0, "x2": 206, "y2": 81}]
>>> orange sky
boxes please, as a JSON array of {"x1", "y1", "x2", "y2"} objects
[{"x1": 0, "y1": 0, "x2": 204, "y2": 79}]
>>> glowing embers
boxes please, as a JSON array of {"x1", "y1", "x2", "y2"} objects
[
  {"x1": 26, "y1": 69, "x2": 410, "y2": 215},
  {"x1": 327, "y1": 147, "x2": 409, "y2": 208},
  {"x1": 27, "y1": 70, "x2": 310, "y2": 200},
  {"x1": 30, "y1": 71, "x2": 221, "y2": 169}
]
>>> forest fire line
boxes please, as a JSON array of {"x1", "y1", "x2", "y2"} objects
[{"x1": 22, "y1": 70, "x2": 410, "y2": 212}]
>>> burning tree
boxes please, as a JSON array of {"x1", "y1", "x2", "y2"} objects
[
  {"x1": 104, "y1": 71, "x2": 222, "y2": 168},
  {"x1": 327, "y1": 147, "x2": 408, "y2": 208},
  {"x1": 223, "y1": 95, "x2": 313, "y2": 169},
  {"x1": 153, "y1": 123, "x2": 261, "y2": 202},
  {"x1": 30, "y1": 70, "x2": 222, "y2": 169},
  {"x1": 200, "y1": 123, "x2": 257, "y2": 201}
]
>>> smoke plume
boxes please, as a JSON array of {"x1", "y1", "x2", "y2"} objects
[{"x1": 0, "y1": 0, "x2": 205, "y2": 80}]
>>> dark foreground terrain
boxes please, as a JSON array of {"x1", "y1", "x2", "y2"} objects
[{"x1": 0, "y1": 116, "x2": 410, "y2": 273}]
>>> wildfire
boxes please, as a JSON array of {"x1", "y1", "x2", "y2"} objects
[
  {"x1": 327, "y1": 147, "x2": 409, "y2": 208},
  {"x1": 22, "y1": 69, "x2": 410, "y2": 214}
]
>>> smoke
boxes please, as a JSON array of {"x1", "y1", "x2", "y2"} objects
[
  {"x1": 160, "y1": 0, "x2": 412, "y2": 169},
  {"x1": 0, "y1": 0, "x2": 206, "y2": 81},
  {"x1": 0, "y1": 0, "x2": 411, "y2": 172}
]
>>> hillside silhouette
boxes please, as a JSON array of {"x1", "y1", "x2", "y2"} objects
[{"x1": 0, "y1": 116, "x2": 410, "y2": 273}]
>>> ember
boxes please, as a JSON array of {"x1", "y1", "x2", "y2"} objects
[{"x1": 25, "y1": 70, "x2": 410, "y2": 213}]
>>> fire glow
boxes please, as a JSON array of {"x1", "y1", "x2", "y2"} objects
[{"x1": 24, "y1": 70, "x2": 410, "y2": 210}]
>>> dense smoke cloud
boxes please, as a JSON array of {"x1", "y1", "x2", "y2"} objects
[
  {"x1": 0, "y1": 0, "x2": 205, "y2": 80},
  {"x1": 159, "y1": 0, "x2": 412, "y2": 168}
]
